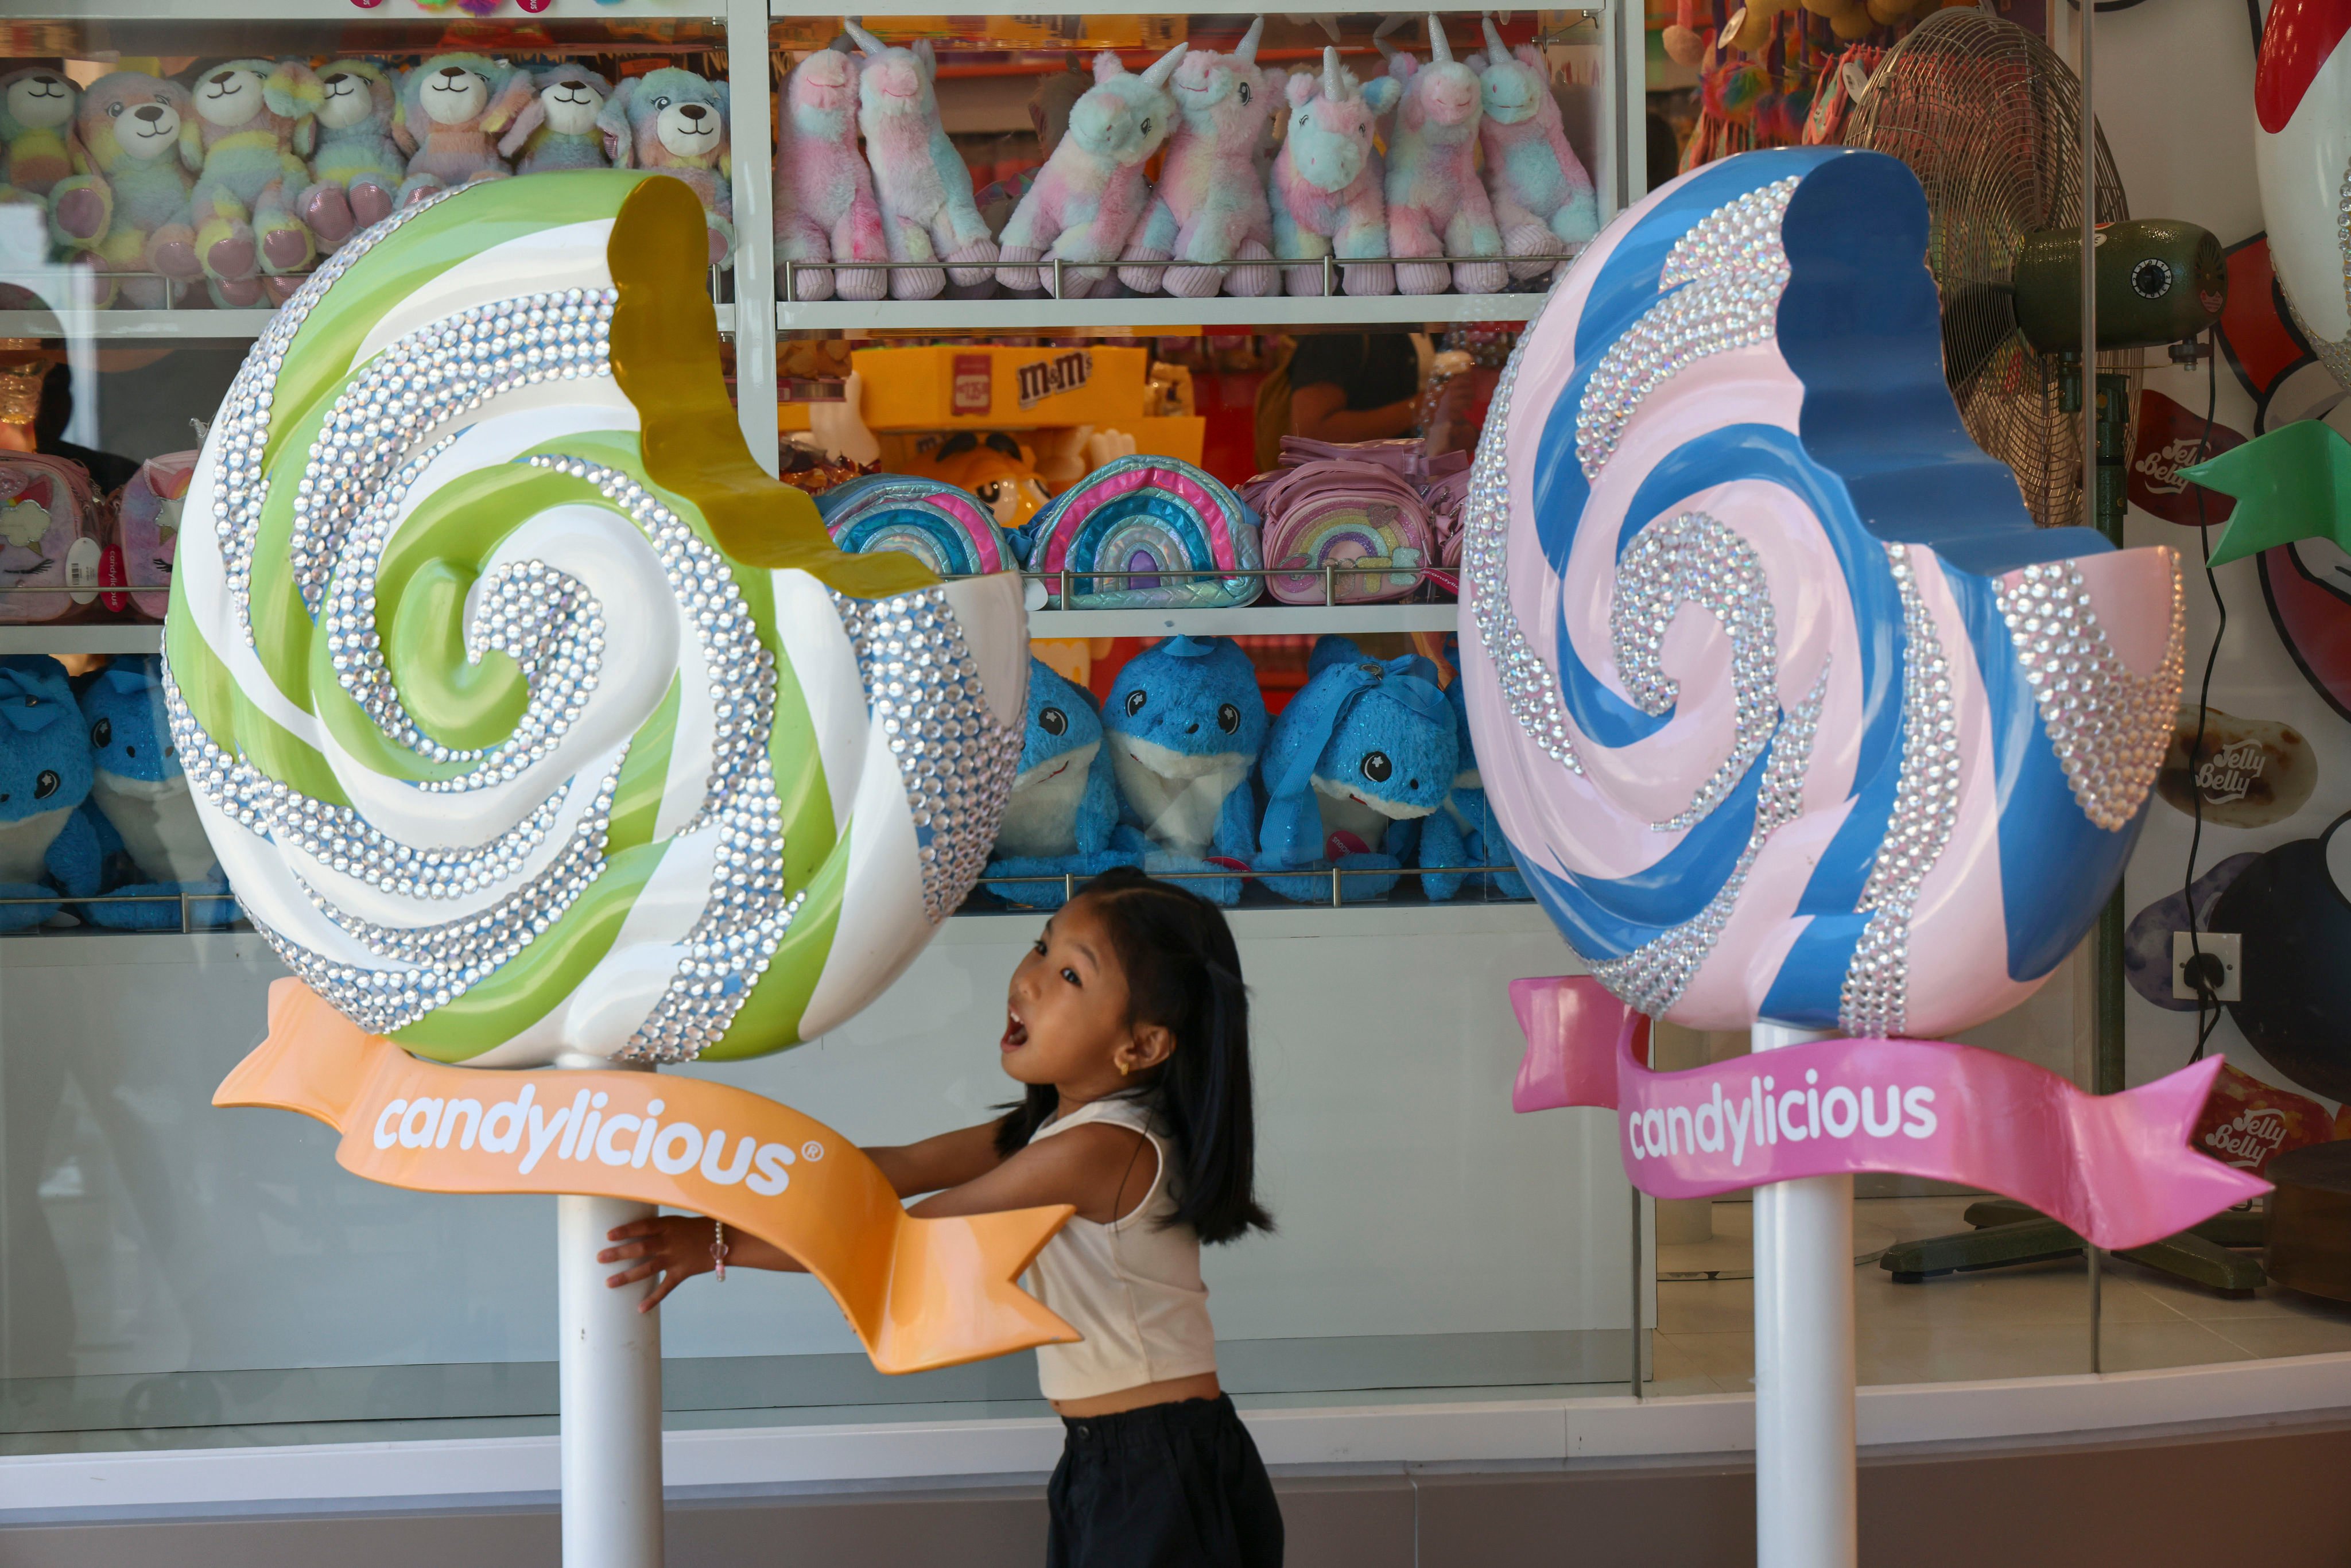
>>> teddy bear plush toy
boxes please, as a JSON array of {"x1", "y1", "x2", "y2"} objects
[
  {"x1": 1101, "y1": 635, "x2": 1270, "y2": 906},
  {"x1": 297, "y1": 59, "x2": 406, "y2": 252},
  {"x1": 0, "y1": 655, "x2": 99, "y2": 931},
  {"x1": 79, "y1": 657, "x2": 236, "y2": 930},
  {"x1": 183, "y1": 58, "x2": 324, "y2": 306},
  {"x1": 1254, "y1": 643, "x2": 1466, "y2": 902},
  {"x1": 983, "y1": 658, "x2": 1140, "y2": 909},
  {"x1": 496, "y1": 64, "x2": 613, "y2": 175},
  {"x1": 0, "y1": 68, "x2": 78, "y2": 211},
  {"x1": 395, "y1": 55, "x2": 532, "y2": 207},
  {"x1": 46, "y1": 72, "x2": 203, "y2": 308},
  {"x1": 599, "y1": 68, "x2": 732, "y2": 267}
]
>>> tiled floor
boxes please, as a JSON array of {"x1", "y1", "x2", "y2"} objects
[{"x1": 1651, "y1": 1196, "x2": 2351, "y2": 1392}]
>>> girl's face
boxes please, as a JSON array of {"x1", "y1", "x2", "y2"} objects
[{"x1": 1002, "y1": 896, "x2": 1141, "y2": 1092}]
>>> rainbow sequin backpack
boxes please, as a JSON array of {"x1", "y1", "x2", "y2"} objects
[
  {"x1": 816, "y1": 473, "x2": 1011, "y2": 577},
  {"x1": 1014, "y1": 455, "x2": 1263, "y2": 610}
]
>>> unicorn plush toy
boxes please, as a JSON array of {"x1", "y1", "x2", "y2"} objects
[
  {"x1": 1118, "y1": 19, "x2": 1277, "y2": 299},
  {"x1": 775, "y1": 45, "x2": 887, "y2": 303},
  {"x1": 0, "y1": 656, "x2": 99, "y2": 931},
  {"x1": 1470, "y1": 16, "x2": 1597, "y2": 278},
  {"x1": 998, "y1": 43, "x2": 1186, "y2": 298},
  {"x1": 1103, "y1": 636, "x2": 1268, "y2": 906},
  {"x1": 1268, "y1": 48, "x2": 1401, "y2": 296},
  {"x1": 983, "y1": 658, "x2": 1139, "y2": 909},
  {"x1": 1379, "y1": 15, "x2": 1506, "y2": 295},
  {"x1": 843, "y1": 19, "x2": 999, "y2": 300},
  {"x1": 1255, "y1": 647, "x2": 1465, "y2": 902}
]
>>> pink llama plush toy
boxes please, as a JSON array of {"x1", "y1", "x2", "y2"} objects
[
  {"x1": 395, "y1": 55, "x2": 532, "y2": 207},
  {"x1": 1379, "y1": 15, "x2": 1506, "y2": 296},
  {"x1": 775, "y1": 46, "x2": 886, "y2": 302},
  {"x1": 843, "y1": 20, "x2": 998, "y2": 300},
  {"x1": 496, "y1": 66, "x2": 613, "y2": 176},
  {"x1": 598, "y1": 68, "x2": 732, "y2": 267},
  {"x1": 1267, "y1": 49, "x2": 1401, "y2": 297},
  {"x1": 1470, "y1": 17, "x2": 1597, "y2": 280},
  {"x1": 999, "y1": 43, "x2": 1186, "y2": 299},
  {"x1": 184, "y1": 59, "x2": 324, "y2": 307},
  {"x1": 297, "y1": 60, "x2": 405, "y2": 253},
  {"x1": 1118, "y1": 19, "x2": 1275, "y2": 299}
]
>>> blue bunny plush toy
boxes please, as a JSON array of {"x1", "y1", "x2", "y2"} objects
[
  {"x1": 1255, "y1": 645, "x2": 1464, "y2": 902},
  {"x1": 0, "y1": 655, "x2": 100, "y2": 930},
  {"x1": 983, "y1": 657, "x2": 1139, "y2": 910},
  {"x1": 79, "y1": 657, "x2": 236, "y2": 929},
  {"x1": 1433, "y1": 635, "x2": 1528, "y2": 902},
  {"x1": 1103, "y1": 636, "x2": 1268, "y2": 906}
]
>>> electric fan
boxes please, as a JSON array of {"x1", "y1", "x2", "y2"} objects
[{"x1": 1839, "y1": 6, "x2": 2132, "y2": 531}]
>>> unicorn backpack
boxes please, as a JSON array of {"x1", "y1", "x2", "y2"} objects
[
  {"x1": 111, "y1": 451, "x2": 195, "y2": 622},
  {"x1": 0, "y1": 454, "x2": 101, "y2": 625}
]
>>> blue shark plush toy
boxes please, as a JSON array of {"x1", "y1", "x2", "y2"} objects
[
  {"x1": 1255, "y1": 647, "x2": 1464, "y2": 902},
  {"x1": 0, "y1": 655, "x2": 100, "y2": 930},
  {"x1": 1103, "y1": 636, "x2": 1268, "y2": 906},
  {"x1": 1434, "y1": 634, "x2": 1528, "y2": 902},
  {"x1": 79, "y1": 657, "x2": 235, "y2": 929},
  {"x1": 983, "y1": 657, "x2": 1138, "y2": 910}
]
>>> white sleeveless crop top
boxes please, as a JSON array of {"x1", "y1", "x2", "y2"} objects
[{"x1": 1025, "y1": 1095, "x2": 1218, "y2": 1402}]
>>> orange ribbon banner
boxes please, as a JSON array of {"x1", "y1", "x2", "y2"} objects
[{"x1": 218, "y1": 980, "x2": 1077, "y2": 1375}]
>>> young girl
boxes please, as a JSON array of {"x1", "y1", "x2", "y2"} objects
[{"x1": 600, "y1": 867, "x2": 1283, "y2": 1566}]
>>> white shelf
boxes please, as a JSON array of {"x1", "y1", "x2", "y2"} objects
[
  {"x1": 779, "y1": 292, "x2": 1549, "y2": 333},
  {"x1": 0, "y1": 624, "x2": 162, "y2": 656},
  {"x1": 0, "y1": 310, "x2": 274, "y2": 343},
  {"x1": 1027, "y1": 602, "x2": 1456, "y2": 637}
]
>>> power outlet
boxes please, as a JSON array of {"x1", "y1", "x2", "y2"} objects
[{"x1": 2172, "y1": 931, "x2": 2243, "y2": 1003}]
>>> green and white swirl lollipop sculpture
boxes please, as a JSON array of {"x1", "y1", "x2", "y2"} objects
[
  {"x1": 168, "y1": 173, "x2": 1029, "y2": 1567},
  {"x1": 166, "y1": 171, "x2": 1026, "y2": 1065}
]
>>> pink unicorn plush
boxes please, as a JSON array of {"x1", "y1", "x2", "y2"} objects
[
  {"x1": 1267, "y1": 49, "x2": 1401, "y2": 297},
  {"x1": 1471, "y1": 17, "x2": 1598, "y2": 280},
  {"x1": 1380, "y1": 15, "x2": 1506, "y2": 296},
  {"x1": 1118, "y1": 19, "x2": 1276, "y2": 299},
  {"x1": 843, "y1": 20, "x2": 998, "y2": 300},
  {"x1": 998, "y1": 43, "x2": 1186, "y2": 298},
  {"x1": 775, "y1": 47, "x2": 887, "y2": 303}
]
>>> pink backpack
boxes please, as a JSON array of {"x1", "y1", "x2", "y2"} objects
[
  {"x1": 110, "y1": 452, "x2": 195, "y2": 622},
  {"x1": 0, "y1": 453, "x2": 102, "y2": 624},
  {"x1": 1240, "y1": 437, "x2": 1467, "y2": 604}
]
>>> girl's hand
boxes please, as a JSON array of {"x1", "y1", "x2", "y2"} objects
[{"x1": 600, "y1": 1215, "x2": 717, "y2": 1313}]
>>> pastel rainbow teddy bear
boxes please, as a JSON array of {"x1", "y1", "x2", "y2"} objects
[
  {"x1": 394, "y1": 55, "x2": 532, "y2": 207},
  {"x1": 1118, "y1": 19, "x2": 1277, "y2": 300},
  {"x1": 1267, "y1": 48, "x2": 1401, "y2": 297},
  {"x1": 184, "y1": 59, "x2": 324, "y2": 306},
  {"x1": 1469, "y1": 16, "x2": 1597, "y2": 280},
  {"x1": 598, "y1": 68, "x2": 733, "y2": 267},
  {"x1": 997, "y1": 43, "x2": 1188, "y2": 298},
  {"x1": 844, "y1": 20, "x2": 999, "y2": 300},
  {"x1": 775, "y1": 45, "x2": 888, "y2": 302},
  {"x1": 46, "y1": 72, "x2": 201, "y2": 308},
  {"x1": 297, "y1": 60, "x2": 405, "y2": 254},
  {"x1": 498, "y1": 65, "x2": 615, "y2": 175},
  {"x1": 1379, "y1": 14, "x2": 1507, "y2": 296},
  {"x1": 0, "y1": 68, "x2": 77, "y2": 208}
]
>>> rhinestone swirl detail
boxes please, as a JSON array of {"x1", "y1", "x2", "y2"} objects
[
  {"x1": 833, "y1": 589, "x2": 1025, "y2": 924},
  {"x1": 1838, "y1": 545, "x2": 1961, "y2": 1038},
  {"x1": 1576, "y1": 176, "x2": 1799, "y2": 480},
  {"x1": 1994, "y1": 556, "x2": 2184, "y2": 833}
]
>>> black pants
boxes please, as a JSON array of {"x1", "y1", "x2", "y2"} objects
[{"x1": 1046, "y1": 1395, "x2": 1283, "y2": 1567}]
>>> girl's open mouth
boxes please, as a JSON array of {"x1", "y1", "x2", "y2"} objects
[{"x1": 1002, "y1": 1010, "x2": 1029, "y2": 1050}]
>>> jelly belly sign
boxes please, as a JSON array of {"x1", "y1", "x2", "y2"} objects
[
  {"x1": 1511, "y1": 976, "x2": 2267, "y2": 1250},
  {"x1": 219, "y1": 981, "x2": 1076, "y2": 1373}
]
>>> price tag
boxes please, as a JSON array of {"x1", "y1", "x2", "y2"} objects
[{"x1": 1842, "y1": 57, "x2": 1873, "y2": 102}]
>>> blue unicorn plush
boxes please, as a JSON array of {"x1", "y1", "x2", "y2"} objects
[
  {"x1": 80, "y1": 657, "x2": 235, "y2": 929},
  {"x1": 1434, "y1": 635, "x2": 1528, "y2": 902},
  {"x1": 1255, "y1": 646, "x2": 1464, "y2": 902},
  {"x1": 0, "y1": 655, "x2": 100, "y2": 929},
  {"x1": 983, "y1": 657, "x2": 1138, "y2": 909},
  {"x1": 1102, "y1": 636, "x2": 1268, "y2": 906}
]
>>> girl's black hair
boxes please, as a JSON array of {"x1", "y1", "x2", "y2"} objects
[{"x1": 995, "y1": 866, "x2": 1273, "y2": 1244}]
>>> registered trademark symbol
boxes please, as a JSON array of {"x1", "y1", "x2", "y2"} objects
[{"x1": 801, "y1": 1140, "x2": 824, "y2": 1162}]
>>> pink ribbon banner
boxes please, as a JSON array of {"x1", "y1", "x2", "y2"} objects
[{"x1": 1511, "y1": 977, "x2": 2269, "y2": 1251}]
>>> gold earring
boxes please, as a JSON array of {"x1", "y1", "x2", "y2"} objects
[{"x1": 1116, "y1": 1058, "x2": 1131, "y2": 1077}]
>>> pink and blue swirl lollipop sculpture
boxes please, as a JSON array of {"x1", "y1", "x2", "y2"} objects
[{"x1": 1461, "y1": 148, "x2": 2185, "y2": 1039}]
